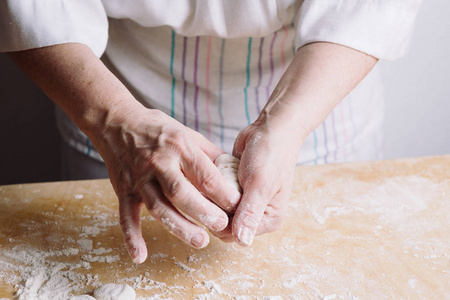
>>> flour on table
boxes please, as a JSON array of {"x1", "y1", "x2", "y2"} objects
[
  {"x1": 77, "y1": 238, "x2": 93, "y2": 251},
  {"x1": 69, "y1": 295, "x2": 96, "y2": 300},
  {"x1": 214, "y1": 154, "x2": 242, "y2": 193},
  {"x1": 81, "y1": 254, "x2": 120, "y2": 263},
  {"x1": 202, "y1": 280, "x2": 223, "y2": 294},
  {"x1": 93, "y1": 283, "x2": 136, "y2": 300}
]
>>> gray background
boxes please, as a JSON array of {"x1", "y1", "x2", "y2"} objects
[{"x1": 1, "y1": 0, "x2": 449, "y2": 185}]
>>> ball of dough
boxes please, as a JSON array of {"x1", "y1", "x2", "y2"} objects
[
  {"x1": 93, "y1": 283, "x2": 136, "y2": 300},
  {"x1": 215, "y1": 154, "x2": 242, "y2": 193}
]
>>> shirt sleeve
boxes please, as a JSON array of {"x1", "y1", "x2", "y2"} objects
[
  {"x1": 294, "y1": 0, "x2": 423, "y2": 60},
  {"x1": 0, "y1": 0, "x2": 108, "y2": 57}
]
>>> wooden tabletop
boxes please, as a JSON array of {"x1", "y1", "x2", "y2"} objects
[{"x1": 0, "y1": 156, "x2": 449, "y2": 299}]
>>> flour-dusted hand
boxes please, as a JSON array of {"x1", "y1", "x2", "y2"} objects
[
  {"x1": 96, "y1": 107, "x2": 242, "y2": 263},
  {"x1": 229, "y1": 117, "x2": 304, "y2": 246},
  {"x1": 8, "y1": 43, "x2": 242, "y2": 264},
  {"x1": 221, "y1": 42, "x2": 378, "y2": 246},
  {"x1": 210, "y1": 121, "x2": 303, "y2": 245}
]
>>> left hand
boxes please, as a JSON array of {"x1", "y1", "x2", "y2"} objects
[
  {"x1": 210, "y1": 115, "x2": 305, "y2": 246},
  {"x1": 210, "y1": 41, "x2": 378, "y2": 245}
]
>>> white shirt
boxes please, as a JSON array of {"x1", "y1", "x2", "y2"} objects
[{"x1": 0, "y1": 0, "x2": 422, "y2": 164}]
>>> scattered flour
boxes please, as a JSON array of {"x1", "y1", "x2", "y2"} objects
[
  {"x1": 2, "y1": 246, "x2": 91, "y2": 300},
  {"x1": 80, "y1": 226, "x2": 104, "y2": 237},
  {"x1": 149, "y1": 253, "x2": 168, "y2": 260},
  {"x1": 93, "y1": 283, "x2": 136, "y2": 300},
  {"x1": 77, "y1": 239, "x2": 93, "y2": 251},
  {"x1": 174, "y1": 261, "x2": 195, "y2": 273},
  {"x1": 92, "y1": 248, "x2": 113, "y2": 255},
  {"x1": 81, "y1": 254, "x2": 120, "y2": 263},
  {"x1": 69, "y1": 295, "x2": 96, "y2": 300},
  {"x1": 202, "y1": 280, "x2": 223, "y2": 294}
]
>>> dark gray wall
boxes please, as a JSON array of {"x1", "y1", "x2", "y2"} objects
[{"x1": 0, "y1": 53, "x2": 61, "y2": 185}]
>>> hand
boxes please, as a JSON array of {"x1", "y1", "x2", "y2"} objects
[
  {"x1": 210, "y1": 116, "x2": 305, "y2": 246},
  {"x1": 8, "y1": 43, "x2": 242, "y2": 264},
  {"x1": 92, "y1": 105, "x2": 242, "y2": 263},
  {"x1": 210, "y1": 42, "x2": 378, "y2": 246}
]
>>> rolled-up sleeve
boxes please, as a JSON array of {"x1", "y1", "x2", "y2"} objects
[
  {"x1": 294, "y1": 0, "x2": 423, "y2": 60},
  {"x1": 0, "y1": 0, "x2": 108, "y2": 57}
]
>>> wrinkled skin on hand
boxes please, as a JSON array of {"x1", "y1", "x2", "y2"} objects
[
  {"x1": 94, "y1": 107, "x2": 242, "y2": 264},
  {"x1": 210, "y1": 116, "x2": 304, "y2": 246}
]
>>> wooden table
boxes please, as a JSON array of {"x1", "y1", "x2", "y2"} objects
[{"x1": 0, "y1": 156, "x2": 449, "y2": 299}]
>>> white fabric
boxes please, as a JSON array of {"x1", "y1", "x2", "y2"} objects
[
  {"x1": 295, "y1": 0, "x2": 422, "y2": 60},
  {"x1": 0, "y1": 0, "x2": 422, "y2": 59},
  {"x1": 0, "y1": 0, "x2": 108, "y2": 57},
  {"x1": 0, "y1": 0, "x2": 422, "y2": 165}
]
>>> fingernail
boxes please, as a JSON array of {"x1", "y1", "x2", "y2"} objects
[
  {"x1": 238, "y1": 227, "x2": 254, "y2": 247},
  {"x1": 191, "y1": 233, "x2": 208, "y2": 248},
  {"x1": 131, "y1": 246, "x2": 147, "y2": 264},
  {"x1": 200, "y1": 214, "x2": 228, "y2": 231},
  {"x1": 212, "y1": 217, "x2": 228, "y2": 231}
]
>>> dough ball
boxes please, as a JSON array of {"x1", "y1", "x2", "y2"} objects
[
  {"x1": 93, "y1": 283, "x2": 136, "y2": 300},
  {"x1": 214, "y1": 153, "x2": 240, "y2": 167},
  {"x1": 215, "y1": 154, "x2": 242, "y2": 193},
  {"x1": 69, "y1": 296, "x2": 96, "y2": 300}
]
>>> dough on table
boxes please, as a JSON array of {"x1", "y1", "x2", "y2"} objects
[
  {"x1": 93, "y1": 283, "x2": 136, "y2": 300},
  {"x1": 214, "y1": 154, "x2": 242, "y2": 193}
]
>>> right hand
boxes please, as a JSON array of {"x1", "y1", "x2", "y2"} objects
[{"x1": 91, "y1": 104, "x2": 242, "y2": 264}]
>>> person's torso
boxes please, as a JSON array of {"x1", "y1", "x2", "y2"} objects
[{"x1": 58, "y1": 0, "x2": 385, "y2": 164}]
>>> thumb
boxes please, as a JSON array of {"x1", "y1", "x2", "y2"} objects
[
  {"x1": 231, "y1": 186, "x2": 270, "y2": 247},
  {"x1": 232, "y1": 128, "x2": 250, "y2": 159}
]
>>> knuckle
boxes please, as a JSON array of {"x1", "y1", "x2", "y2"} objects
[
  {"x1": 199, "y1": 171, "x2": 220, "y2": 193},
  {"x1": 165, "y1": 131, "x2": 189, "y2": 153},
  {"x1": 165, "y1": 180, "x2": 185, "y2": 200},
  {"x1": 238, "y1": 205, "x2": 262, "y2": 228},
  {"x1": 122, "y1": 232, "x2": 135, "y2": 245},
  {"x1": 140, "y1": 151, "x2": 157, "y2": 170},
  {"x1": 147, "y1": 151, "x2": 159, "y2": 165},
  {"x1": 145, "y1": 197, "x2": 167, "y2": 219},
  {"x1": 119, "y1": 217, "x2": 134, "y2": 241}
]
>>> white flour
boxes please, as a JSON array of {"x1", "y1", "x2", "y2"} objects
[{"x1": 2, "y1": 246, "x2": 92, "y2": 300}]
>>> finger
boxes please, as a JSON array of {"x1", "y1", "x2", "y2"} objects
[
  {"x1": 154, "y1": 159, "x2": 229, "y2": 231},
  {"x1": 209, "y1": 217, "x2": 234, "y2": 243},
  {"x1": 181, "y1": 150, "x2": 241, "y2": 212},
  {"x1": 119, "y1": 195, "x2": 147, "y2": 264},
  {"x1": 188, "y1": 130, "x2": 224, "y2": 160},
  {"x1": 232, "y1": 126, "x2": 256, "y2": 159},
  {"x1": 231, "y1": 177, "x2": 271, "y2": 247},
  {"x1": 254, "y1": 190, "x2": 289, "y2": 236},
  {"x1": 141, "y1": 181, "x2": 211, "y2": 248}
]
